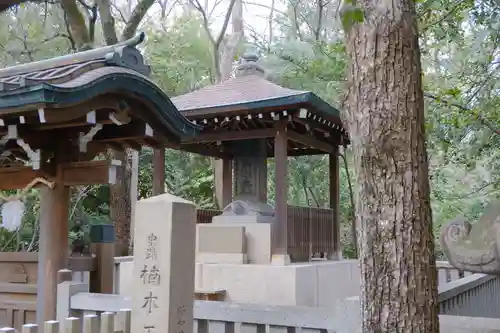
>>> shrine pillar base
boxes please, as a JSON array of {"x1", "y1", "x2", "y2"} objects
[{"x1": 36, "y1": 184, "x2": 69, "y2": 326}]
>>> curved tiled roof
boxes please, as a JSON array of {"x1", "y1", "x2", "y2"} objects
[
  {"x1": 171, "y1": 67, "x2": 344, "y2": 131},
  {"x1": 172, "y1": 75, "x2": 309, "y2": 112},
  {"x1": 0, "y1": 33, "x2": 201, "y2": 139}
]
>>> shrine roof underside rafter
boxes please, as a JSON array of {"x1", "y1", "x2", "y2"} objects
[{"x1": 172, "y1": 74, "x2": 350, "y2": 158}]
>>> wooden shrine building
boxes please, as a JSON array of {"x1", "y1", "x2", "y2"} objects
[
  {"x1": 172, "y1": 54, "x2": 350, "y2": 263},
  {"x1": 0, "y1": 33, "x2": 200, "y2": 325}
]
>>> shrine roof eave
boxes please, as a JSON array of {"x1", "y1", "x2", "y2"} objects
[
  {"x1": 180, "y1": 91, "x2": 342, "y2": 123},
  {"x1": 0, "y1": 68, "x2": 202, "y2": 139}
]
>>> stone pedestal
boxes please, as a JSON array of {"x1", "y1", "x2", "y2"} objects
[
  {"x1": 197, "y1": 222, "x2": 271, "y2": 264},
  {"x1": 118, "y1": 258, "x2": 362, "y2": 308},
  {"x1": 196, "y1": 224, "x2": 247, "y2": 264},
  {"x1": 212, "y1": 214, "x2": 273, "y2": 224}
]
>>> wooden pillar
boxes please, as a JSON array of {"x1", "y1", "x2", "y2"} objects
[
  {"x1": 89, "y1": 242, "x2": 115, "y2": 294},
  {"x1": 130, "y1": 150, "x2": 139, "y2": 254},
  {"x1": 214, "y1": 158, "x2": 233, "y2": 209},
  {"x1": 258, "y1": 158, "x2": 268, "y2": 203},
  {"x1": 272, "y1": 120, "x2": 290, "y2": 264},
  {"x1": 152, "y1": 149, "x2": 165, "y2": 196},
  {"x1": 36, "y1": 158, "x2": 70, "y2": 325},
  {"x1": 329, "y1": 149, "x2": 342, "y2": 259}
]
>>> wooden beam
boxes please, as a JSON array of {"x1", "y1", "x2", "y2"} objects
[
  {"x1": 62, "y1": 160, "x2": 122, "y2": 185},
  {"x1": 0, "y1": 167, "x2": 47, "y2": 190},
  {"x1": 168, "y1": 141, "x2": 229, "y2": 158},
  {"x1": 0, "y1": 160, "x2": 122, "y2": 190},
  {"x1": 287, "y1": 130, "x2": 336, "y2": 154},
  {"x1": 329, "y1": 150, "x2": 342, "y2": 259},
  {"x1": 93, "y1": 122, "x2": 153, "y2": 142},
  {"x1": 181, "y1": 128, "x2": 276, "y2": 144},
  {"x1": 214, "y1": 157, "x2": 233, "y2": 209}
]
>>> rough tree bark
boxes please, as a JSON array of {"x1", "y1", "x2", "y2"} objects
[{"x1": 342, "y1": 0, "x2": 439, "y2": 332}]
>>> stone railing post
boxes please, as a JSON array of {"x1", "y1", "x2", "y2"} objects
[{"x1": 56, "y1": 269, "x2": 89, "y2": 323}]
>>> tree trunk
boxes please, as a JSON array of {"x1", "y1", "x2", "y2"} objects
[
  {"x1": 108, "y1": 150, "x2": 133, "y2": 256},
  {"x1": 342, "y1": 1, "x2": 439, "y2": 332}
]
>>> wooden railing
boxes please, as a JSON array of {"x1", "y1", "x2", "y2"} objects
[
  {"x1": 439, "y1": 274, "x2": 500, "y2": 318},
  {"x1": 287, "y1": 206, "x2": 335, "y2": 261},
  {"x1": 196, "y1": 209, "x2": 220, "y2": 224},
  {"x1": 197, "y1": 206, "x2": 336, "y2": 262}
]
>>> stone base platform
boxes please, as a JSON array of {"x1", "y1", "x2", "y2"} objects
[{"x1": 117, "y1": 259, "x2": 361, "y2": 307}]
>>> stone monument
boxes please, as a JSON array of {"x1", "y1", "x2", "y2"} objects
[
  {"x1": 440, "y1": 200, "x2": 500, "y2": 274},
  {"x1": 131, "y1": 194, "x2": 196, "y2": 333},
  {"x1": 213, "y1": 125, "x2": 275, "y2": 225}
]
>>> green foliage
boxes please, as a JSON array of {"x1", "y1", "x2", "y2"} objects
[
  {"x1": 340, "y1": 5, "x2": 364, "y2": 32},
  {"x1": 139, "y1": 148, "x2": 216, "y2": 208},
  {"x1": 143, "y1": 15, "x2": 214, "y2": 96}
]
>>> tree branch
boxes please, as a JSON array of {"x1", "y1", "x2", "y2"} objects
[
  {"x1": 242, "y1": 0, "x2": 287, "y2": 16},
  {"x1": 121, "y1": 0, "x2": 156, "y2": 40},
  {"x1": 96, "y1": 0, "x2": 118, "y2": 45},
  {"x1": 214, "y1": 0, "x2": 237, "y2": 48},
  {"x1": 443, "y1": 180, "x2": 500, "y2": 200},
  {"x1": 111, "y1": 2, "x2": 128, "y2": 23},
  {"x1": 189, "y1": 0, "x2": 237, "y2": 82},
  {"x1": 60, "y1": 0, "x2": 92, "y2": 50},
  {"x1": 424, "y1": 92, "x2": 500, "y2": 136}
]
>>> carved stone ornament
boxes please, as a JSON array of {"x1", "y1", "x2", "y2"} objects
[
  {"x1": 440, "y1": 201, "x2": 500, "y2": 274},
  {"x1": 221, "y1": 197, "x2": 275, "y2": 219}
]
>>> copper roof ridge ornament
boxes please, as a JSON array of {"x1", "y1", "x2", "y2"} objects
[
  {"x1": 234, "y1": 52, "x2": 266, "y2": 78},
  {"x1": 0, "y1": 32, "x2": 149, "y2": 79}
]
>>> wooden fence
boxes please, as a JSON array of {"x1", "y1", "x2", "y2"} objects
[
  {"x1": 0, "y1": 252, "x2": 38, "y2": 329},
  {"x1": 197, "y1": 205, "x2": 337, "y2": 262},
  {"x1": 0, "y1": 253, "x2": 96, "y2": 329}
]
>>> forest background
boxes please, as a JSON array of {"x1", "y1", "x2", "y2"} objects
[{"x1": 0, "y1": 0, "x2": 498, "y2": 259}]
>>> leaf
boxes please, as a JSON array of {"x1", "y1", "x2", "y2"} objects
[{"x1": 341, "y1": 7, "x2": 364, "y2": 32}]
